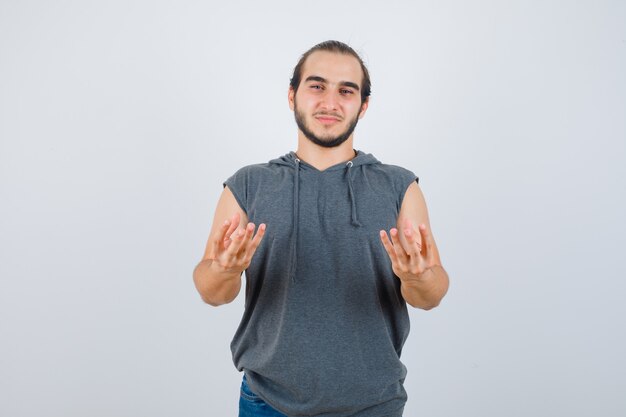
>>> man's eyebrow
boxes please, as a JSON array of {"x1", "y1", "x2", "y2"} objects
[
  {"x1": 339, "y1": 81, "x2": 360, "y2": 91},
  {"x1": 304, "y1": 76, "x2": 360, "y2": 91},
  {"x1": 305, "y1": 75, "x2": 327, "y2": 84}
]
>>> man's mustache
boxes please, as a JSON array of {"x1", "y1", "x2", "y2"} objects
[{"x1": 313, "y1": 112, "x2": 343, "y2": 120}]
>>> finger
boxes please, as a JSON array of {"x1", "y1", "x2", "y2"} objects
[
  {"x1": 402, "y1": 226, "x2": 423, "y2": 259},
  {"x1": 212, "y1": 219, "x2": 232, "y2": 252},
  {"x1": 243, "y1": 223, "x2": 267, "y2": 261},
  {"x1": 379, "y1": 230, "x2": 399, "y2": 264},
  {"x1": 403, "y1": 219, "x2": 422, "y2": 250},
  {"x1": 418, "y1": 223, "x2": 432, "y2": 259},
  {"x1": 389, "y1": 228, "x2": 408, "y2": 264},
  {"x1": 214, "y1": 219, "x2": 230, "y2": 240},
  {"x1": 401, "y1": 219, "x2": 422, "y2": 257},
  {"x1": 236, "y1": 222, "x2": 256, "y2": 255},
  {"x1": 221, "y1": 213, "x2": 241, "y2": 251},
  {"x1": 224, "y1": 212, "x2": 240, "y2": 241},
  {"x1": 224, "y1": 225, "x2": 248, "y2": 258}
]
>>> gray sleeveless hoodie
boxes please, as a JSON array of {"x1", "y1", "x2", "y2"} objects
[{"x1": 224, "y1": 150, "x2": 418, "y2": 417}]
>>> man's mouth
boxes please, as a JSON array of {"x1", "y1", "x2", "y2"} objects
[{"x1": 314, "y1": 114, "x2": 342, "y2": 125}]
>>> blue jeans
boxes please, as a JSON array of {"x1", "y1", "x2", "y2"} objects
[{"x1": 239, "y1": 374, "x2": 288, "y2": 417}]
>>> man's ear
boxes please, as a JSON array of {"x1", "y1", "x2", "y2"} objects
[
  {"x1": 288, "y1": 87, "x2": 295, "y2": 111},
  {"x1": 358, "y1": 97, "x2": 369, "y2": 119}
]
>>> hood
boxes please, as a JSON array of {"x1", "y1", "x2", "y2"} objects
[
  {"x1": 269, "y1": 150, "x2": 380, "y2": 170},
  {"x1": 268, "y1": 150, "x2": 380, "y2": 282}
]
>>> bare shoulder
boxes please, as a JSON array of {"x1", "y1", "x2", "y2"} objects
[
  {"x1": 398, "y1": 182, "x2": 442, "y2": 264},
  {"x1": 214, "y1": 186, "x2": 248, "y2": 225},
  {"x1": 399, "y1": 182, "x2": 429, "y2": 225},
  {"x1": 200, "y1": 186, "x2": 248, "y2": 261}
]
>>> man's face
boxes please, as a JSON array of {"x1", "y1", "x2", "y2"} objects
[{"x1": 289, "y1": 51, "x2": 368, "y2": 148}]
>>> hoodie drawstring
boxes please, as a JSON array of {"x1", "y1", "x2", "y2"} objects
[
  {"x1": 288, "y1": 155, "x2": 363, "y2": 283},
  {"x1": 345, "y1": 161, "x2": 362, "y2": 227},
  {"x1": 289, "y1": 158, "x2": 300, "y2": 282}
]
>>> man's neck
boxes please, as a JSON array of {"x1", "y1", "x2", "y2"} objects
[{"x1": 295, "y1": 136, "x2": 356, "y2": 171}]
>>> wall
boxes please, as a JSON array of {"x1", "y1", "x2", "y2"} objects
[{"x1": 1, "y1": 1, "x2": 625, "y2": 416}]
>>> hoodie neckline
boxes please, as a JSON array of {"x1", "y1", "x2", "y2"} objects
[
  {"x1": 289, "y1": 149, "x2": 364, "y2": 174},
  {"x1": 286, "y1": 150, "x2": 377, "y2": 173}
]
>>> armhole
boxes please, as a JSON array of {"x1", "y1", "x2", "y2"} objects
[
  {"x1": 223, "y1": 181, "x2": 248, "y2": 216},
  {"x1": 398, "y1": 176, "x2": 419, "y2": 210}
]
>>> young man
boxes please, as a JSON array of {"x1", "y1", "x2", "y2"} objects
[{"x1": 193, "y1": 40, "x2": 449, "y2": 417}]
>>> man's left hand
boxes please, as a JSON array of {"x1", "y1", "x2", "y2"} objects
[{"x1": 379, "y1": 219, "x2": 439, "y2": 283}]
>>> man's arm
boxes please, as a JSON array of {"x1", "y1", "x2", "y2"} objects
[
  {"x1": 193, "y1": 186, "x2": 266, "y2": 306},
  {"x1": 380, "y1": 182, "x2": 449, "y2": 310}
]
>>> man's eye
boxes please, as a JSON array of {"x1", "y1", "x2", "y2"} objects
[
  {"x1": 310, "y1": 85, "x2": 322, "y2": 90},
  {"x1": 340, "y1": 89, "x2": 354, "y2": 95}
]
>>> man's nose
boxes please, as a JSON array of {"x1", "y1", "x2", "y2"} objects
[{"x1": 319, "y1": 90, "x2": 339, "y2": 111}]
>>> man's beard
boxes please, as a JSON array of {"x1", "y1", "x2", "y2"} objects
[{"x1": 294, "y1": 102, "x2": 360, "y2": 148}]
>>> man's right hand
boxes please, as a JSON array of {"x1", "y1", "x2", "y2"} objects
[
  {"x1": 209, "y1": 212, "x2": 266, "y2": 275},
  {"x1": 194, "y1": 185, "x2": 267, "y2": 306}
]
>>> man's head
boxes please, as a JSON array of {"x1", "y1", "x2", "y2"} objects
[
  {"x1": 290, "y1": 41, "x2": 371, "y2": 105},
  {"x1": 288, "y1": 40, "x2": 371, "y2": 148}
]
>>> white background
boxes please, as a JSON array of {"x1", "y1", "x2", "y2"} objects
[{"x1": 1, "y1": 1, "x2": 625, "y2": 416}]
